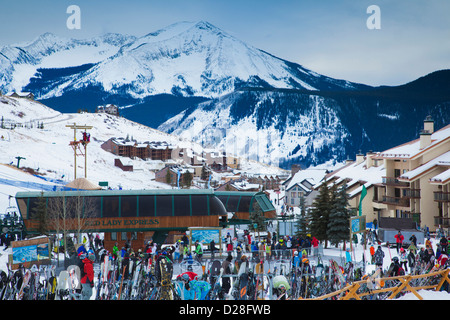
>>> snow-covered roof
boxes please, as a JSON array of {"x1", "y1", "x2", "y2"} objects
[
  {"x1": 324, "y1": 159, "x2": 385, "y2": 198},
  {"x1": 378, "y1": 125, "x2": 450, "y2": 159},
  {"x1": 169, "y1": 166, "x2": 195, "y2": 174},
  {"x1": 399, "y1": 151, "x2": 450, "y2": 182},
  {"x1": 231, "y1": 181, "x2": 261, "y2": 191},
  {"x1": 430, "y1": 168, "x2": 450, "y2": 185},
  {"x1": 286, "y1": 169, "x2": 327, "y2": 191}
]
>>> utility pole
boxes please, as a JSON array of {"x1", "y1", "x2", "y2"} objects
[{"x1": 66, "y1": 123, "x2": 93, "y2": 179}]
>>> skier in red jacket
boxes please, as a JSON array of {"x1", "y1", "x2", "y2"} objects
[
  {"x1": 394, "y1": 231, "x2": 404, "y2": 254},
  {"x1": 81, "y1": 252, "x2": 95, "y2": 300}
]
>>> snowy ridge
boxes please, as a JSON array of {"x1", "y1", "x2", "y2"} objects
[
  {"x1": 0, "y1": 32, "x2": 136, "y2": 94},
  {"x1": 0, "y1": 21, "x2": 364, "y2": 100},
  {"x1": 158, "y1": 90, "x2": 350, "y2": 167}
]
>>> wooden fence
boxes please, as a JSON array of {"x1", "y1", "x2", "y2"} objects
[{"x1": 308, "y1": 269, "x2": 450, "y2": 300}]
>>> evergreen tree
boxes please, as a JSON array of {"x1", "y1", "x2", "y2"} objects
[
  {"x1": 295, "y1": 192, "x2": 308, "y2": 238},
  {"x1": 183, "y1": 170, "x2": 193, "y2": 188},
  {"x1": 249, "y1": 202, "x2": 266, "y2": 241},
  {"x1": 309, "y1": 182, "x2": 331, "y2": 248},
  {"x1": 327, "y1": 183, "x2": 351, "y2": 249},
  {"x1": 201, "y1": 165, "x2": 208, "y2": 180},
  {"x1": 165, "y1": 169, "x2": 173, "y2": 186}
]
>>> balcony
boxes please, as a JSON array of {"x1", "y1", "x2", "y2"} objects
[
  {"x1": 382, "y1": 176, "x2": 410, "y2": 187},
  {"x1": 382, "y1": 195, "x2": 410, "y2": 207},
  {"x1": 434, "y1": 216, "x2": 450, "y2": 228},
  {"x1": 434, "y1": 192, "x2": 450, "y2": 202},
  {"x1": 403, "y1": 189, "x2": 421, "y2": 199}
]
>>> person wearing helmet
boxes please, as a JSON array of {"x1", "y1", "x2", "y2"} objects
[
  {"x1": 80, "y1": 251, "x2": 95, "y2": 300},
  {"x1": 273, "y1": 275, "x2": 290, "y2": 300},
  {"x1": 292, "y1": 250, "x2": 300, "y2": 270},
  {"x1": 399, "y1": 247, "x2": 408, "y2": 273},
  {"x1": 389, "y1": 256, "x2": 404, "y2": 277},
  {"x1": 299, "y1": 257, "x2": 311, "y2": 298},
  {"x1": 179, "y1": 273, "x2": 211, "y2": 300}
]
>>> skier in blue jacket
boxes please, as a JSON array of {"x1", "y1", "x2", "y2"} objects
[{"x1": 179, "y1": 274, "x2": 211, "y2": 300}]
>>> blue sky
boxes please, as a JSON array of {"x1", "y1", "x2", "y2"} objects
[{"x1": 1, "y1": 0, "x2": 449, "y2": 86}]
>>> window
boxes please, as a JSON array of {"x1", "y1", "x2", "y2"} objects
[
  {"x1": 209, "y1": 196, "x2": 226, "y2": 216},
  {"x1": 87, "y1": 197, "x2": 102, "y2": 218},
  {"x1": 191, "y1": 195, "x2": 208, "y2": 216},
  {"x1": 139, "y1": 196, "x2": 155, "y2": 217},
  {"x1": 121, "y1": 196, "x2": 137, "y2": 217},
  {"x1": 226, "y1": 196, "x2": 240, "y2": 212},
  {"x1": 103, "y1": 196, "x2": 119, "y2": 217},
  {"x1": 156, "y1": 195, "x2": 173, "y2": 216},
  {"x1": 217, "y1": 195, "x2": 229, "y2": 207},
  {"x1": 173, "y1": 195, "x2": 190, "y2": 216},
  {"x1": 238, "y1": 197, "x2": 251, "y2": 213}
]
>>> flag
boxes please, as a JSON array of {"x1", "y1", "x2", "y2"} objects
[
  {"x1": 207, "y1": 174, "x2": 212, "y2": 189},
  {"x1": 177, "y1": 169, "x2": 181, "y2": 189},
  {"x1": 359, "y1": 185, "x2": 367, "y2": 216}
]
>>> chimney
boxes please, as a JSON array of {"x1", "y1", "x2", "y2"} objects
[
  {"x1": 420, "y1": 130, "x2": 432, "y2": 149},
  {"x1": 423, "y1": 115, "x2": 434, "y2": 134},
  {"x1": 366, "y1": 150, "x2": 374, "y2": 168},
  {"x1": 345, "y1": 155, "x2": 353, "y2": 165},
  {"x1": 420, "y1": 116, "x2": 434, "y2": 149},
  {"x1": 356, "y1": 151, "x2": 364, "y2": 165}
]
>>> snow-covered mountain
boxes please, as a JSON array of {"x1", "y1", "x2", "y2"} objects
[
  {"x1": 1, "y1": 21, "x2": 449, "y2": 169},
  {"x1": 0, "y1": 32, "x2": 136, "y2": 95},
  {"x1": 1, "y1": 21, "x2": 367, "y2": 101},
  {"x1": 158, "y1": 79, "x2": 450, "y2": 168},
  {"x1": 158, "y1": 90, "x2": 349, "y2": 167}
]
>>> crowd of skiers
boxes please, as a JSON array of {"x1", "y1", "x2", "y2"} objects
[
  {"x1": 67, "y1": 227, "x2": 450, "y2": 300},
  {"x1": 370, "y1": 230, "x2": 450, "y2": 277},
  {"x1": 70, "y1": 230, "x2": 316, "y2": 300},
  {"x1": 222, "y1": 230, "x2": 321, "y2": 261}
]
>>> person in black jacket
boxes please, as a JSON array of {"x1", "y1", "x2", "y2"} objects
[
  {"x1": 407, "y1": 248, "x2": 416, "y2": 272},
  {"x1": 440, "y1": 236, "x2": 449, "y2": 255},
  {"x1": 374, "y1": 246, "x2": 385, "y2": 269},
  {"x1": 409, "y1": 234, "x2": 417, "y2": 247}
]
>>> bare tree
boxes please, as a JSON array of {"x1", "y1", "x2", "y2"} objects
[
  {"x1": 47, "y1": 191, "x2": 72, "y2": 263},
  {"x1": 66, "y1": 191, "x2": 98, "y2": 246},
  {"x1": 46, "y1": 191, "x2": 99, "y2": 262}
]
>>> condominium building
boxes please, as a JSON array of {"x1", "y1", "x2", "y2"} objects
[{"x1": 322, "y1": 116, "x2": 450, "y2": 232}]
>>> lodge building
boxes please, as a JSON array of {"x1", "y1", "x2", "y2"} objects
[{"x1": 15, "y1": 189, "x2": 276, "y2": 252}]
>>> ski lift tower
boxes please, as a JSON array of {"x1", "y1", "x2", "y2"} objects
[{"x1": 66, "y1": 123, "x2": 93, "y2": 179}]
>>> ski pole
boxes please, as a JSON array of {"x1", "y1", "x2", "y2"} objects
[{"x1": 386, "y1": 242, "x2": 392, "y2": 260}]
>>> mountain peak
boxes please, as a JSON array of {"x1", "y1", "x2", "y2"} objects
[
  {"x1": 192, "y1": 20, "x2": 219, "y2": 31},
  {"x1": 140, "y1": 20, "x2": 223, "y2": 43}
]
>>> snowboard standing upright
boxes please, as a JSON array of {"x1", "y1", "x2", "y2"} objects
[
  {"x1": 238, "y1": 261, "x2": 248, "y2": 300},
  {"x1": 157, "y1": 256, "x2": 174, "y2": 300}
]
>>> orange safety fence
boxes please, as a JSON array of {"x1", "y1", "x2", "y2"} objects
[{"x1": 307, "y1": 269, "x2": 450, "y2": 300}]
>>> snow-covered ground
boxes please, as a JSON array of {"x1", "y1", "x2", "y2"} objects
[{"x1": 0, "y1": 95, "x2": 286, "y2": 210}]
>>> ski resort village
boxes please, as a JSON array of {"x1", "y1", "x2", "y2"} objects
[
  {"x1": 0, "y1": 7, "x2": 449, "y2": 304},
  {"x1": 0, "y1": 91, "x2": 449, "y2": 302}
]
